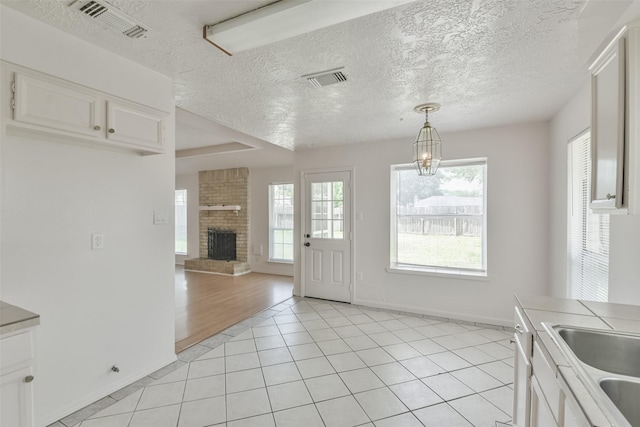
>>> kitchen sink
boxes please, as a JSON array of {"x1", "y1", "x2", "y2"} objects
[
  {"x1": 545, "y1": 324, "x2": 640, "y2": 427},
  {"x1": 556, "y1": 327, "x2": 640, "y2": 377},
  {"x1": 600, "y1": 379, "x2": 640, "y2": 427}
]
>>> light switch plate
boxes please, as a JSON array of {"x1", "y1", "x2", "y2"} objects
[{"x1": 154, "y1": 210, "x2": 168, "y2": 224}]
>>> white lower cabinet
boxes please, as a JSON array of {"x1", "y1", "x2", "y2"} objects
[
  {"x1": 563, "y1": 399, "x2": 583, "y2": 427},
  {"x1": 0, "y1": 328, "x2": 36, "y2": 427},
  {"x1": 513, "y1": 332, "x2": 532, "y2": 427},
  {"x1": 1, "y1": 365, "x2": 34, "y2": 427},
  {"x1": 530, "y1": 376, "x2": 558, "y2": 427}
]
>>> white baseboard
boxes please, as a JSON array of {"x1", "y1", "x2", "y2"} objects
[
  {"x1": 352, "y1": 298, "x2": 511, "y2": 328},
  {"x1": 39, "y1": 353, "x2": 177, "y2": 427}
]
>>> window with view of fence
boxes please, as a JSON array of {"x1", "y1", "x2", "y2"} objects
[
  {"x1": 175, "y1": 189, "x2": 187, "y2": 255},
  {"x1": 269, "y1": 183, "x2": 294, "y2": 262},
  {"x1": 390, "y1": 159, "x2": 487, "y2": 275}
]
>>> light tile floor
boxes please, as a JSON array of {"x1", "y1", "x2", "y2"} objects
[{"x1": 52, "y1": 297, "x2": 515, "y2": 427}]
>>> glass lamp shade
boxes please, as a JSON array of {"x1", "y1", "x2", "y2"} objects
[{"x1": 412, "y1": 121, "x2": 442, "y2": 176}]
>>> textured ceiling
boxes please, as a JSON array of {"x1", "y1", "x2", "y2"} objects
[{"x1": 3, "y1": 0, "x2": 590, "y2": 151}]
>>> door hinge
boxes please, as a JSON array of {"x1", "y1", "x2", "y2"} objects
[{"x1": 10, "y1": 81, "x2": 16, "y2": 110}]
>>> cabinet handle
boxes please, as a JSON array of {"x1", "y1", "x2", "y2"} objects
[
  {"x1": 606, "y1": 193, "x2": 616, "y2": 200},
  {"x1": 94, "y1": 125, "x2": 101, "y2": 131},
  {"x1": 515, "y1": 324, "x2": 525, "y2": 334},
  {"x1": 304, "y1": 242, "x2": 310, "y2": 247},
  {"x1": 24, "y1": 375, "x2": 34, "y2": 383},
  {"x1": 108, "y1": 128, "x2": 115, "y2": 134}
]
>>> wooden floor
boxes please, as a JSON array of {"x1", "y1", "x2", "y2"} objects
[{"x1": 175, "y1": 266, "x2": 294, "y2": 353}]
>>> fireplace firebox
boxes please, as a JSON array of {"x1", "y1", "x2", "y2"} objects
[{"x1": 208, "y1": 228, "x2": 237, "y2": 261}]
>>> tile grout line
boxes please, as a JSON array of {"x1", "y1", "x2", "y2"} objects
[{"x1": 55, "y1": 296, "x2": 514, "y2": 427}]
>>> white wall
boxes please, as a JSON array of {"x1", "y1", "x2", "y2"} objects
[
  {"x1": 294, "y1": 122, "x2": 551, "y2": 325},
  {"x1": 249, "y1": 166, "x2": 294, "y2": 276},
  {"x1": 550, "y1": 81, "x2": 640, "y2": 305},
  {"x1": 549, "y1": 84, "x2": 590, "y2": 298},
  {"x1": 175, "y1": 173, "x2": 199, "y2": 265},
  {"x1": 0, "y1": 7, "x2": 176, "y2": 425}
]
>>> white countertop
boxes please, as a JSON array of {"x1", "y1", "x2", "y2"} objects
[
  {"x1": 0, "y1": 300, "x2": 40, "y2": 335},
  {"x1": 516, "y1": 294, "x2": 640, "y2": 427}
]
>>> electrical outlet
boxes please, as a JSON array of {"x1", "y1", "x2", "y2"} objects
[{"x1": 91, "y1": 233, "x2": 104, "y2": 250}]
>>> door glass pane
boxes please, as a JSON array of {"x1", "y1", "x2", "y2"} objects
[
  {"x1": 309, "y1": 180, "x2": 345, "y2": 240},
  {"x1": 312, "y1": 183, "x2": 323, "y2": 200},
  {"x1": 333, "y1": 220, "x2": 344, "y2": 238}
]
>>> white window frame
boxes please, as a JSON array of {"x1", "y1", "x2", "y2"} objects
[
  {"x1": 175, "y1": 189, "x2": 187, "y2": 255},
  {"x1": 567, "y1": 130, "x2": 609, "y2": 301},
  {"x1": 389, "y1": 158, "x2": 488, "y2": 278},
  {"x1": 269, "y1": 183, "x2": 294, "y2": 263}
]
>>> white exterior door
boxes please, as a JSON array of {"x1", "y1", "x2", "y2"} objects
[{"x1": 302, "y1": 170, "x2": 352, "y2": 303}]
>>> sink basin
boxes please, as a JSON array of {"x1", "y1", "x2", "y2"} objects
[
  {"x1": 556, "y1": 327, "x2": 640, "y2": 377},
  {"x1": 600, "y1": 379, "x2": 640, "y2": 427}
]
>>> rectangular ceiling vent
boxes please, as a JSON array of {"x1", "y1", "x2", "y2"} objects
[
  {"x1": 70, "y1": 0, "x2": 149, "y2": 39},
  {"x1": 303, "y1": 68, "x2": 348, "y2": 88}
]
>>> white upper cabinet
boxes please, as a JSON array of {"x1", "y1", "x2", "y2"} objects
[
  {"x1": 14, "y1": 73, "x2": 103, "y2": 138},
  {"x1": 590, "y1": 23, "x2": 640, "y2": 213},
  {"x1": 5, "y1": 62, "x2": 168, "y2": 155},
  {"x1": 106, "y1": 101, "x2": 164, "y2": 152}
]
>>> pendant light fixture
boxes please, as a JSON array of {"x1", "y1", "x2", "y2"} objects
[{"x1": 412, "y1": 103, "x2": 442, "y2": 176}]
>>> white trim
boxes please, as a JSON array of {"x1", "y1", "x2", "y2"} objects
[
  {"x1": 386, "y1": 266, "x2": 489, "y2": 281},
  {"x1": 268, "y1": 259, "x2": 293, "y2": 265},
  {"x1": 39, "y1": 353, "x2": 177, "y2": 427},
  {"x1": 352, "y1": 298, "x2": 511, "y2": 327}
]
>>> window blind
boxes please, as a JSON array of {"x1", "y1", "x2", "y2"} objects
[{"x1": 568, "y1": 132, "x2": 609, "y2": 302}]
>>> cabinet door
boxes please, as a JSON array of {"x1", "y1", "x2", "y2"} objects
[
  {"x1": 14, "y1": 73, "x2": 102, "y2": 137},
  {"x1": 0, "y1": 365, "x2": 34, "y2": 427},
  {"x1": 106, "y1": 101, "x2": 164, "y2": 152},
  {"x1": 530, "y1": 376, "x2": 558, "y2": 427},
  {"x1": 513, "y1": 332, "x2": 532, "y2": 427},
  {"x1": 590, "y1": 36, "x2": 626, "y2": 210}
]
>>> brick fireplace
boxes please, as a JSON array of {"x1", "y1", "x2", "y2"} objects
[{"x1": 184, "y1": 167, "x2": 250, "y2": 275}]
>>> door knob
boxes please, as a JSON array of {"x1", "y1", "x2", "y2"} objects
[
  {"x1": 108, "y1": 128, "x2": 115, "y2": 134},
  {"x1": 24, "y1": 375, "x2": 34, "y2": 383},
  {"x1": 305, "y1": 234, "x2": 311, "y2": 238},
  {"x1": 304, "y1": 242, "x2": 310, "y2": 247}
]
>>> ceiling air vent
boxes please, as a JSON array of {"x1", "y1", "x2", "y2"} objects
[
  {"x1": 70, "y1": 0, "x2": 150, "y2": 39},
  {"x1": 303, "y1": 68, "x2": 348, "y2": 88}
]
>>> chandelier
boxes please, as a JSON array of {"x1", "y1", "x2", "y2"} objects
[{"x1": 412, "y1": 103, "x2": 442, "y2": 176}]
